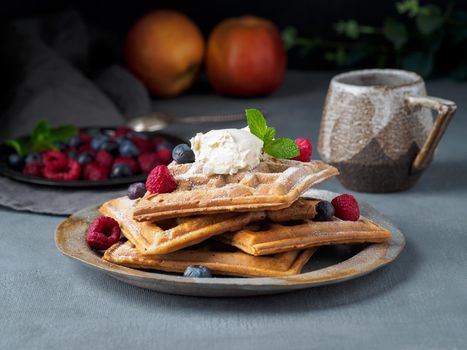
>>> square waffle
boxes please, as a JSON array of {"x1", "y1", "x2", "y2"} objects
[
  {"x1": 133, "y1": 156, "x2": 338, "y2": 222},
  {"x1": 100, "y1": 196, "x2": 319, "y2": 255},
  {"x1": 216, "y1": 217, "x2": 391, "y2": 256},
  {"x1": 103, "y1": 241, "x2": 316, "y2": 277}
]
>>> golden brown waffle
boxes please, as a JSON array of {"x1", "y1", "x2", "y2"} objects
[
  {"x1": 103, "y1": 241, "x2": 316, "y2": 277},
  {"x1": 100, "y1": 196, "x2": 319, "y2": 255},
  {"x1": 217, "y1": 217, "x2": 392, "y2": 256},
  {"x1": 133, "y1": 156, "x2": 338, "y2": 222}
]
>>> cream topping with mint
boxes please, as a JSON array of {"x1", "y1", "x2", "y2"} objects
[{"x1": 190, "y1": 128, "x2": 263, "y2": 175}]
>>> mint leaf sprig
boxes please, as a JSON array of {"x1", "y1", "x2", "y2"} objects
[
  {"x1": 4, "y1": 119, "x2": 78, "y2": 156},
  {"x1": 246, "y1": 109, "x2": 300, "y2": 159}
]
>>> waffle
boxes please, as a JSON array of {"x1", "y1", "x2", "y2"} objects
[
  {"x1": 100, "y1": 196, "x2": 319, "y2": 255},
  {"x1": 217, "y1": 217, "x2": 392, "y2": 256},
  {"x1": 103, "y1": 241, "x2": 316, "y2": 277},
  {"x1": 133, "y1": 156, "x2": 338, "y2": 222}
]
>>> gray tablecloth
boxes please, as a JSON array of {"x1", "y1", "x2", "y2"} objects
[{"x1": 1, "y1": 71, "x2": 466, "y2": 350}]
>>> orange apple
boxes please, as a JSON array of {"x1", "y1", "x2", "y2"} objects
[
  {"x1": 206, "y1": 15, "x2": 286, "y2": 97},
  {"x1": 125, "y1": 10, "x2": 205, "y2": 97}
]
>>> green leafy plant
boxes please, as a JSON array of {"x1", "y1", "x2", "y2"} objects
[
  {"x1": 246, "y1": 109, "x2": 299, "y2": 159},
  {"x1": 282, "y1": 0, "x2": 467, "y2": 79},
  {"x1": 5, "y1": 120, "x2": 77, "y2": 156}
]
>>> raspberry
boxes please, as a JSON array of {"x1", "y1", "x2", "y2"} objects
[
  {"x1": 114, "y1": 127, "x2": 133, "y2": 137},
  {"x1": 146, "y1": 165, "x2": 177, "y2": 194},
  {"x1": 42, "y1": 151, "x2": 67, "y2": 167},
  {"x1": 83, "y1": 162, "x2": 109, "y2": 181},
  {"x1": 86, "y1": 216, "x2": 121, "y2": 250},
  {"x1": 78, "y1": 143, "x2": 92, "y2": 153},
  {"x1": 292, "y1": 138, "x2": 312, "y2": 162},
  {"x1": 43, "y1": 159, "x2": 81, "y2": 181},
  {"x1": 22, "y1": 162, "x2": 43, "y2": 177},
  {"x1": 79, "y1": 131, "x2": 92, "y2": 144},
  {"x1": 138, "y1": 152, "x2": 160, "y2": 174},
  {"x1": 95, "y1": 150, "x2": 114, "y2": 169},
  {"x1": 156, "y1": 148, "x2": 173, "y2": 165},
  {"x1": 331, "y1": 194, "x2": 360, "y2": 221},
  {"x1": 114, "y1": 156, "x2": 139, "y2": 174},
  {"x1": 132, "y1": 136, "x2": 153, "y2": 153}
]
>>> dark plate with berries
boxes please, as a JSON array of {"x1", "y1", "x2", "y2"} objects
[
  {"x1": 55, "y1": 189, "x2": 405, "y2": 297},
  {"x1": 0, "y1": 124, "x2": 187, "y2": 188}
]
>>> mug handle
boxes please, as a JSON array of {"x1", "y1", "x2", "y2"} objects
[{"x1": 405, "y1": 95, "x2": 457, "y2": 174}]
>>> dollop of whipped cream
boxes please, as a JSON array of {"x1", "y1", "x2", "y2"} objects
[{"x1": 190, "y1": 128, "x2": 263, "y2": 175}]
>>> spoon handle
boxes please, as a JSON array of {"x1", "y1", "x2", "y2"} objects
[{"x1": 177, "y1": 112, "x2": 247, "y2": 124}]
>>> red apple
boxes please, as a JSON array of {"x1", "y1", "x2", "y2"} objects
[
  {"x1": 206, "y1": 15, "x2": 286, "y2": 97},
  {"x1": 125, "y1": 10, "x2": 205, "y2": 98}
]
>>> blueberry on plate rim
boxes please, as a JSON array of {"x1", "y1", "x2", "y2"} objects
[{"x1": 183, "y1": 265, "x2": 212, "y2": 278}]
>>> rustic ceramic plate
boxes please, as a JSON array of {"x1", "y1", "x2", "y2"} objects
[{"x1": 55, "y1": 189, "x2": 405, "y2": 297}]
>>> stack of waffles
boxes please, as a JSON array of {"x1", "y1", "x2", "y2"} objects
[{"x1": 101, "y1": 156, "x2": 391, "y2": 277}]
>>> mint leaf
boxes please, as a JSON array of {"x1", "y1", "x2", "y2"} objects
[
  {"x1": 244, "y1": 108, "x2": 303, "y2": 160},
  {"x1": 31, "y1": 119, "x2": 50, "y2": 144},
  {"x1": 4, "y1": 139, "x2": 28, "y2": 156},
  {"x1": 246, "y1": 108, "x2": 267, "y2": 140},
  {"x1": 49, "y1": 125, "x2": 78, "y2": 142},
  {"x1": 263, "y1": 138, "x2": 299, "y2": 159},
  {"x1": 263, "y1": 127, "x2": 276, "y2": 145},
  {"x1": 30, "y1": 140, "x2": 57, "y2": 152}
]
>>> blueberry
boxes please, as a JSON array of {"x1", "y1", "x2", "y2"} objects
[
  {"x1": 183, "y1": 265, "x2": 212, "y2": 278},
  {"x1": 99, "y1": 140, "x2": 118, "y2": 155},
  {"x1": 119, "y1": 141, "x2": 139, "y2": 157},
  {"x1": 115, "y1": 136, "x2": 130, "y2": 146},
  {"x1": 314, "y1": 200, "x2": 335, "y2": 221},
  {"x1": 127, "y1": 182, "x2": 146, "y2": 199},
  {"x1": 8, "y1": 154, "x2": 24, "y2": 170},
  {"x1": 54, "y1": 141, "x2": 67, "y2": 151},
  {"x1": 68, "y1": 151, "x2": 79, "y2": 160},
  {"x1": 77, "y1": 152, "x2": 93, "y2": 165},
  {"x1": 172, "y1": 144, "x2": 195, "y2": 164},
  {"x1": 156, "y1": 142, "x2": 173, "y2": 151},
  {"x1": 110, "y1": 163, "x2": 133, "y2": 178},
  {"x1": 25, "y1": 152, "x2": 42, "y2": 164},
  {"x1": 69, "y1": 135, "x2": 83, "y2": 148},
  {"x1": 91, "y1": 135, "x2": 110, "y2": 151}
]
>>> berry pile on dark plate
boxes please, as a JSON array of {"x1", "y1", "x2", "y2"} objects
[{"x1": 7, "y1": 127, "x2": 177, "y2": 182}]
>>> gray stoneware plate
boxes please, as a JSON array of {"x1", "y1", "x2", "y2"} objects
[{"x1": 55, "y1": 189, "x2": 405, "y2": 297}]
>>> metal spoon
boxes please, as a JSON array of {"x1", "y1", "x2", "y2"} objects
[{"x1": 127, "y1": 111, "x2": 250, "y2": 132}]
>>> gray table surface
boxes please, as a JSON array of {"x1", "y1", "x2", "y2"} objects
[{"x1": 1, "y1": 71, "x2": 466, "y2": 350}]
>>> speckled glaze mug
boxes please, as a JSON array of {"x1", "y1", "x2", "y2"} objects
[{"x1": 318, "y1": 69, "x2": 456, "y2": 192}]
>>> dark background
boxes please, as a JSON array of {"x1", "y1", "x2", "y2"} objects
[{"x1": 3, "y1": 0, "x2": 467, "y2": 70}]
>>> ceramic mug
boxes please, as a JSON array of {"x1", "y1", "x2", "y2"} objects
[{"x1": 318, "y1": 69, "x2": 456, "y2": 192}]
